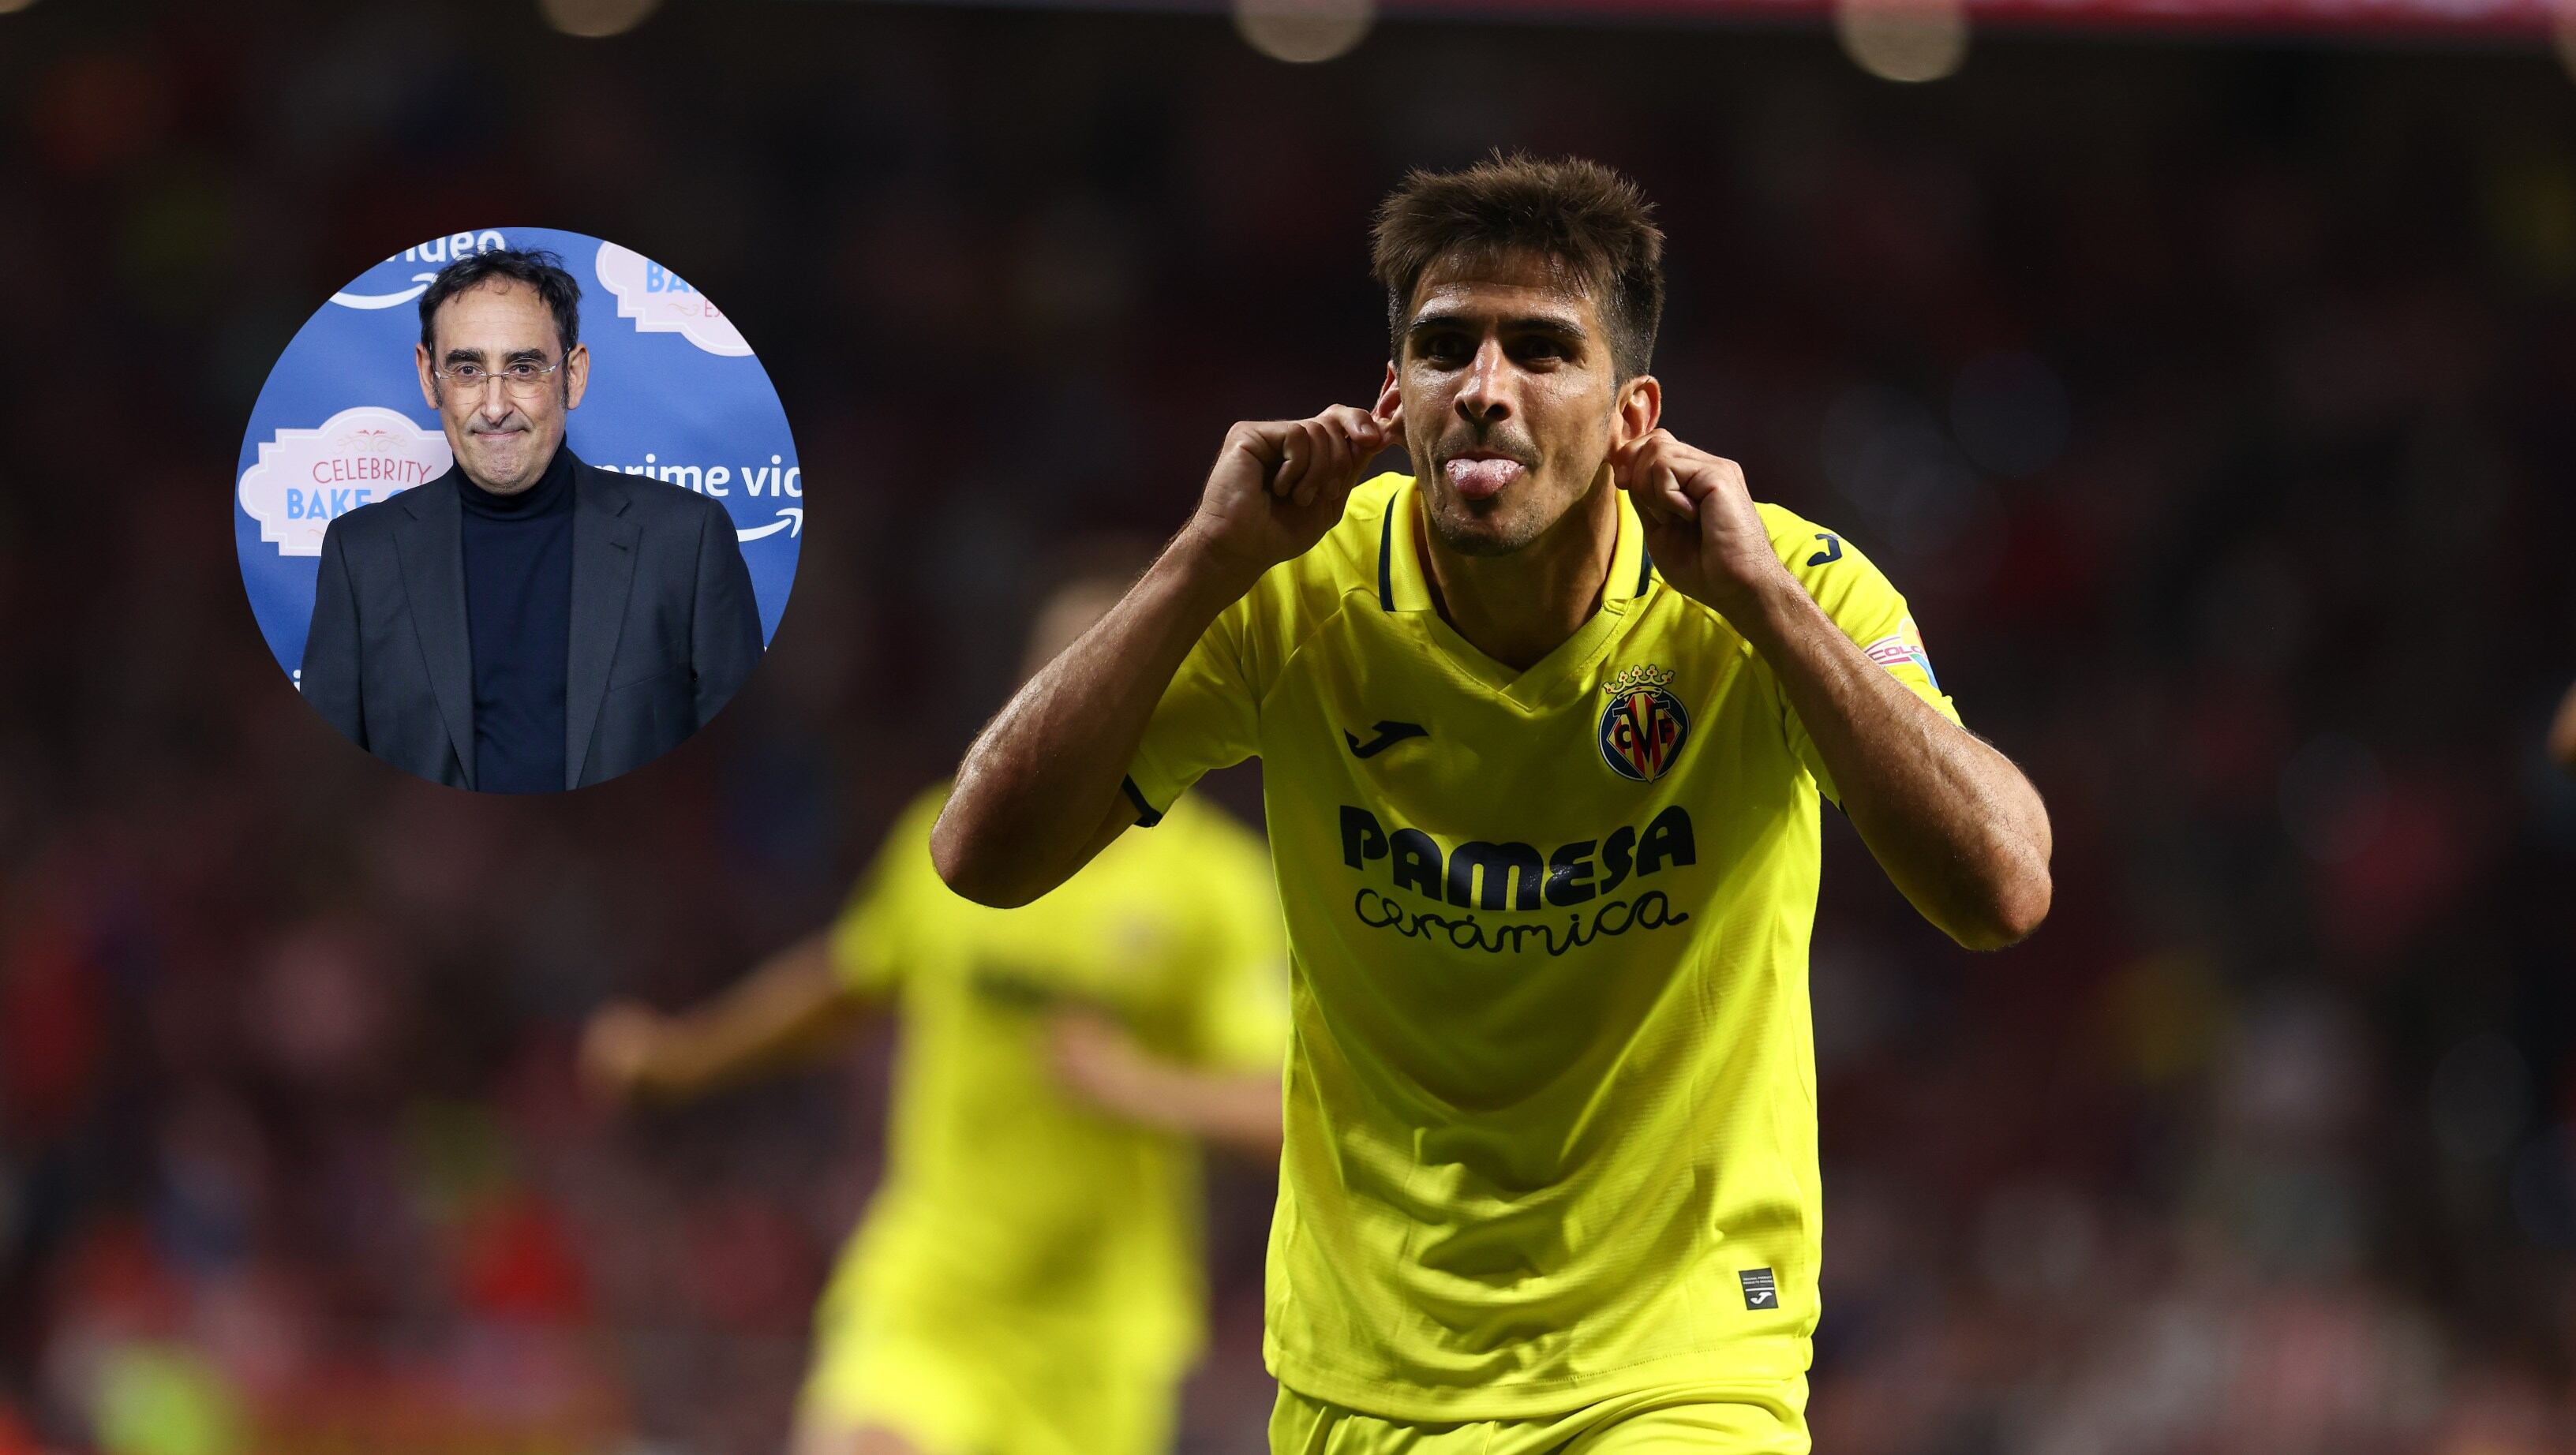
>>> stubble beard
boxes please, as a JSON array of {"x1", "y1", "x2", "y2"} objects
[
  {"x1": 1421, "y1": 487, "x2": 1548, "y2": 559},
  {"x1": 440, "y1": 380, "x2": 559, "y2": 496},
  {"x1": 462, "y1": 428, "x2": 545, "y2": 496},
  {"x1": 1418, "y1": 452, "x2": 1607, "y2": 561}
]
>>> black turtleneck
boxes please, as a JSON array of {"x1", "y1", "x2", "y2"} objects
[{"x1": 458, "y1": 444, "x2": 575, "y2": 794}]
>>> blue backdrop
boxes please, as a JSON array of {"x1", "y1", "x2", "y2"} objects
[{"x1": 235, "y1": 227, "x2": 801, "y2": 682}]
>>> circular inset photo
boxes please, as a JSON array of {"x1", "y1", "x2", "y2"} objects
[{"x1": 235, "y1": 228, "x2": 800, "y2": 793}]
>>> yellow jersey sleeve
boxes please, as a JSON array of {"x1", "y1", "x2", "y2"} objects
[
  {"x1": 825, "y1": 787, "x2": 951, "y2": 999},
  {"x1": 1178, "y1": 811, "x2": 1291, "y2": 1074},
  {"x1": 1125, "y1": 592, "x2": 1264, "y2": 825},
  {"x1": 1125, "y1": 475, "x2": 1402, "y2": 824},
  {"x1": 1758, "y1": 504, "x2": 1963, "y2": 805}
]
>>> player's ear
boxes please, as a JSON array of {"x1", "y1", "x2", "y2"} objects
[
  {"x1": 564, "y1": 342, "x2": 591, "y2": 410},
  {"x1": 417, "y1": 342, "x2": 440, "y2": 411},
  {"x1": 1372, "y1": 361, "x2": 1400, "y2": 423},
  {"x1": 1612, "y1": 374, "x2": 1661, "y2": 447}
]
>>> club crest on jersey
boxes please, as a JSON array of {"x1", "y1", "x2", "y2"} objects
[{"x1": 1598, "y1": 664, "x2": 1690, "y2": 783}]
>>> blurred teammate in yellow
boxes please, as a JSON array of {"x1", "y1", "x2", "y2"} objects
[
  {"x1": 934, "y1": 155, "x2": 2054, "y2": 1453},
  {"x1": 582, "y1": 563, "x2": 1289, "y2": 1455}
]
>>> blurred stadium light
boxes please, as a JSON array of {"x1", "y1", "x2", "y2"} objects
[
  {"x1": 1833, "y1": 0, "x2": 1971, "y2": 80},
  {"x1": 540, "y1": 0, "x2": 662, "y2": 37},
  {"x1": 817, "y1": 0, "x2": 2573, "y2": 43},
  {"x1": 1234, "y1": 0, "x2": 1378, "y2": 60}
]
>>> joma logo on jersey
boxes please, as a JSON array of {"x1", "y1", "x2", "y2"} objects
[
  {"x1": 1599, "y1": 664, "x2": 1690, "y2": 783},
  {"x1": 1340, "y1": 804, "x2": 1695, "y2": 910}
]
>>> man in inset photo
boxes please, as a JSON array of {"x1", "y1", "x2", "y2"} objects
[{"x1": 300, "y1": 247, "x2": 763, "y2": 792}]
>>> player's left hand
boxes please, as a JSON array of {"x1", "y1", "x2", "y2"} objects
[
  {"x1": 1608, "y1": 430, "x2": 1792, "y2": 614},
  {"x1": 1046, "y1": 1008, "x2": 1161, "y2": 1122}
]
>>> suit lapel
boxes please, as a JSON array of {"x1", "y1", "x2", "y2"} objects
[
  {"x1": 564, "y1": 460, "x2": 639, "y2": 789},
  {"x1": 393, "y1": 473, "x2": 476, "y2": 788}
]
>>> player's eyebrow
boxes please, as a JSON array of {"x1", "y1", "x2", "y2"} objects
[{"x1": 1405, "y1": 310, "x2": 1591, "y2": 350}]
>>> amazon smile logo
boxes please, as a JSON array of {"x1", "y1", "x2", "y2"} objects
[{"x1": 330, "y1": 231, "x2": 509, "y2": 310}]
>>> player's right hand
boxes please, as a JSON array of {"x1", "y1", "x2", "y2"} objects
[
  {"x1": 578, "y1": 1001, "x2": 672, "y2": 1106},
  {"x1": 1181, "y1": 405, "x2": 1394, "y2": 581}
]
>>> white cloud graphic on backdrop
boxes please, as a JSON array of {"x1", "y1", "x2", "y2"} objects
[
  {"x1": 239, "y1": 406, "x2": 452, "y2": 558},
  {"x1": 593, "y1": 241, "x2": 751, "y2": 356}
]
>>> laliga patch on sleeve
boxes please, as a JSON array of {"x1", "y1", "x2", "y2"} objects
[
  {"x1": 1739, "y1": 1267, "x2": 1779, "y2": 1310},
  {"x1": 1862, "y1": 616, "x2": 1941, "y2": 693}
]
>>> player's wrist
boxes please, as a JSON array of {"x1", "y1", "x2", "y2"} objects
[
  {"x1": 1666, "y1": 545, "x2": 1772, "y2": 612},
  {"x1": 1701, "y1": 555, "x2": 1810, "y2": 634},
  {"x1": 1166, "y1": 522, "x2": 1272, "y2": 602}
]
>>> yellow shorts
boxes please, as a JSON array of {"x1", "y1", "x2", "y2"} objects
[
  {"x1": 1268, "y1": 1379, "x2": 1810, "y2": 1455},
  {"x1": 797, "y1": 1275, "x2": 1178, "y2": 1455}
]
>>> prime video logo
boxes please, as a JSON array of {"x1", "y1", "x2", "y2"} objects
[
  {"x1": 615, "y1": 452, "x2": 805, "y2": 542},
  {"x1": 329, "y1": 231, "x2": 508, "y2": 311}
]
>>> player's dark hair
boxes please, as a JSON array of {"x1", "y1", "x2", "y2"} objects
[
  {"x1": 1370, "y1": 151, "x2": 1665, "y2": 383},
  {"x1": 417, "y1": 246, "x2": 582, "y2": 357}
]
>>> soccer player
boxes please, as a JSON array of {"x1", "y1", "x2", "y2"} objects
[
  {"x1": 931, "y1": 154, "x2": 2054, "y2": 1453},
  {"x1": 581, "y1": 567, "x2": 1290, "y2": 1455}
]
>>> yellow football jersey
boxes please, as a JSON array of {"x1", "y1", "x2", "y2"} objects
[
  {"x1": 825, "y1": 784, "x2": 1289, "y2": 1380},
  {"x1": 1124, "y1": 473, "x2": 1959, "y2": 1421}
]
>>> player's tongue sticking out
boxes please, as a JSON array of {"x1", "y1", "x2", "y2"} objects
[{"x1": 1444, "y1": 455, "x2": 1523, "y2": 501}]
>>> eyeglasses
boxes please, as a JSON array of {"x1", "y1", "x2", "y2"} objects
[{"x1": 432, "y1": 357, "x2": 566, "y2": 398}]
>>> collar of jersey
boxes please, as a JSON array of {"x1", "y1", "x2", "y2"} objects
[{"x1": 1373, "y1": 474, "x2": 1655, "y2": 705}]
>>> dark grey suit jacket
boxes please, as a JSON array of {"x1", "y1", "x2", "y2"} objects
[{"x1": 299, "y1": 454, "x2": 764, "y2": 791}]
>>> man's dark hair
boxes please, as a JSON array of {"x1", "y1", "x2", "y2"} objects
[
  {"x1": 417, "y1": 246, "x2": 582, "y2": 357},
  {"x1": 1370, "y1": 151, "x2": 1666, "y2": 383}
]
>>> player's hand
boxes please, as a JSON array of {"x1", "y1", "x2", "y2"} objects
[
  {"x1": 1179, "y1": 405, "x2": 1395, "y2": 585},
  {"x1": 579, "y1": 1001, "x2": 676, "y2": 1106},
  {"x1": 1608, "y1": 430, "x2": 1790, "y2": 615},
  {"x1": 1045, "y1": 1008, "x2": 1163, "y2": 1123}
]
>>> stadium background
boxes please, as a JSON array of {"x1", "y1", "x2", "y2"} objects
[{"x1": 5, "y1": 0, "x2": 2576, "y2": 1451}]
